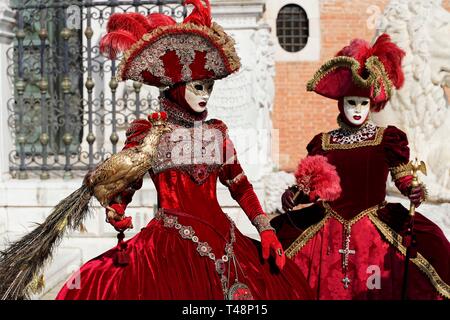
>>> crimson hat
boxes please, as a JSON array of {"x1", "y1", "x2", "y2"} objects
[
  {"x1": 100, "y1": 0, "x2": 241, "y2": 88},
  {"x1": 307, "y1": 33, "x2": 405, "y2": 111}
]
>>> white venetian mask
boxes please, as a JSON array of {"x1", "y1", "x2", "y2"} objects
[
  {"x1": 343, "y1": 96, "x2": 370, "y2": 126},
  {"x1": 185, "y1": 79, "x2": 215, "y2": 113}
]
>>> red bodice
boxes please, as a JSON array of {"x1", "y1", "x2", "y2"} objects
[
  {"x1": 150, "y1": 169, "x2": 231, "y2": 250},
  {"x1": 111, "y1": 117, "x2": 269, "y2": 258},
  {"x1": 307, "y1": 125, "x2": 408, "y2": 219}
]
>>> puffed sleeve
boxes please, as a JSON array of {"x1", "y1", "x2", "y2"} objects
[
  {"x1": 382, "y1": 125, "x2": 418, "y2": 197},
  {"x1": 306, "y1": 133, "x2": 326, "y2": 156},
  {"x1": 383, "y1": 125, "x2": 411, "y2": 181}
]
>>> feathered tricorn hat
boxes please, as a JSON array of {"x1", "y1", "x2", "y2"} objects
[
  {"x1": 307, "y1": 33, "x2": 405, "y2": 111},
  {"x1": 100, "y1": 0, "x2": 241, "y2": 88}
]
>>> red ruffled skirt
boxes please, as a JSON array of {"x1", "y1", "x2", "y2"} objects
[{"x1": 56, "y1": 212, "x2": 313, "y2": 300}]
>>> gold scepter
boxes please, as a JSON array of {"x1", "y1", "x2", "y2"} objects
[
  {"x1": 409, "y1": 159, "x2": 427, "y2": 216},
  {"x1": 402, "y1": 158, "x2": 427, "y2": 300}
]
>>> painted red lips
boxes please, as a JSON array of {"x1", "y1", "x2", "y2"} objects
[
  {"x1": 199, "y1": 102, "x2": 206, "y2": 107},
  {"x1": 353, "y1": 115, "x2": 361, "y2": 120}
]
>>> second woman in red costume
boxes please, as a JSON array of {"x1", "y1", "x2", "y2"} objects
[{"x1": 273, "y1": 34, "x2": 450, "y2": 300}]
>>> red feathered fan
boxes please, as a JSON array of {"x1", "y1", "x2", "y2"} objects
[{"x1": 293, "y1": 155, "x2": 342, "y2": 202}]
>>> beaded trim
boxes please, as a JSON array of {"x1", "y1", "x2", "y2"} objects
[
  {"x1": 160, "y1": 98, "x2": 207, "y2": 127},
  {"x1": 332, "y1": 119, "x2": 376, "y2": 143},
  {"x1": 151, "y1": 110, "x2": 228, "y2": 184},
  {"x1": 155, "y1": 209, "x2": 235, "y2": 261},
  {"x1": 322, "y1": 124, "x2": 385, "y2": 151},
  {"x1": 118, "y1": 22, "x2": 241, "y2": 86},
  {"x1": 368, "y1": 212, "x2": 450, "y2": 299},
  {"x1": 252, "y1": 214, "x2": 275, "y2": 233},
  {"x1": 155, "y1": 209, "x2": 246, "y2": 299}
]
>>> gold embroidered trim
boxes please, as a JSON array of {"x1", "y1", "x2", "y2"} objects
[
  {"x1": 306, "y1": 56, "x2": 393, "y2": 99},
  {"x1": 390, "y1": 162, "x2": 413, "y2": 181},
  {"x1": 117, "y1": 22, "x2": 241, "y2": 83},
  {"x1": 322, "y1": 201, "x2": 386, "y2": 227},
  {"x1": 368, "y1": 213, "x2": 450, "y2": 299},
  {"x1": 321, "y1": 127, "x2": 385, "y2": 150},
  {"x1": 285, "y1": 215, "x2": 330, "y2": 259},
  {"x1": 285, "y1": 202, "x2": 386, "y2": 259}
]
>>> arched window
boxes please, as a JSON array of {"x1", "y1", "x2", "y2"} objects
[{"x1": 276, "y1": 4, "x2": 309, "y2": 53}]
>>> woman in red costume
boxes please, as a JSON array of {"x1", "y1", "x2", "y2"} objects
[
  {"x1": 56, "y1": 0, "x2": 312, "y2": 300},
  {"x1": 272, "y1": 34, "x2": 450, "y2": 300}
]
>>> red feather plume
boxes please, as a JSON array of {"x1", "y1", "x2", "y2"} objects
[
  {"x1": 146, "y1": 13, "x2": 177, "y2": 29},
  {"x1": 99, "y1": 30, "x2": 138, "y2": 60},
  {"x1": 294, "y1": 155, "x2": 341, "y2": 202},
  {"x1": 370, "y1": 33, "x2": 405, "y2": 89},
  {"x1": 335, "y1": 34, "x2": 405, "y2": 90},
  {"x1": 183, "y1": 0, "x2": 212, "y2": 27},
  {"x1": 106, "y1": 13, "x2": 150, "y2": 39},
  {"x1": 336, "y1": 38, "x2": 371, "y2": 64},
  {"x1": 100, "y1": 12, "x2": 177, "y2": 59}
]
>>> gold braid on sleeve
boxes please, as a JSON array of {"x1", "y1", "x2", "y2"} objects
[{"x1": 390, "y1": 162, "x2": 413, "y2": 181}]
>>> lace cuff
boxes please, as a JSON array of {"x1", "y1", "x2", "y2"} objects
[{"x1": 252, "y1": 214, "x2": 275, "y2": 233}]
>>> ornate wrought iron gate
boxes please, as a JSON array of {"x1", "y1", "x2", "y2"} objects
[{"x1": 8, "y1": 0, "x2": 185, "y2": 179}]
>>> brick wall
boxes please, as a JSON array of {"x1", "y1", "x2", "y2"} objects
[{"x1": 273, "y1": 0, "x2": 450, "y2": 171}]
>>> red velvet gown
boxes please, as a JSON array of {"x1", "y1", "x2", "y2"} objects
[
  {"x1": 56, "y1": 100, "x2": 313, "y2": 300},
  {"x1": 272, "y1": 122, "x2": 450, "y2": 300}
]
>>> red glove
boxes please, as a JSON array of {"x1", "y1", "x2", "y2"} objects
[
  {"x1": 106, "y1": 203, "x2": 133, "y2": 232},
  {"x1": 260, "y1": 230, "x2": 286, "y2": 271},
  {"x1": 395, "y1": 175, "x2": 426, "y2": 208},
  {"x1": 409, "y1": 186, "x2": 425, "y2": 207}
]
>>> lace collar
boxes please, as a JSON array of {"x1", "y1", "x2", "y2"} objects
[
  {"x1": 329, "y1": 116, "x2": 378, "y2": 145},
  {"x1": 160, "y1": 98, "x2": 208, "y2": 127}
]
